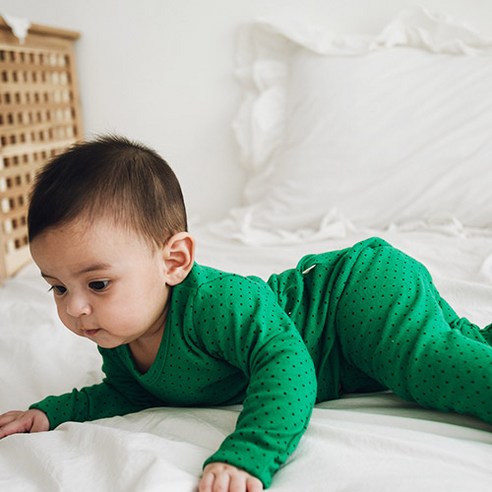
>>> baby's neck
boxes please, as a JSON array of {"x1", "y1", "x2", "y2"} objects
[{"x1": 129, "y1": 324, "x2": 165, "y2": 374}]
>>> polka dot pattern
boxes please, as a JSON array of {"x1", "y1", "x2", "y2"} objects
[
  {"x1": 331, "y1": 238, "x2": 492, "y2": 424},
  {"x1": 30, "y1": 236, "x2": 492, "y2": 487}
]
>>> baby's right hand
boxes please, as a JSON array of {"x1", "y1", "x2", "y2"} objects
[{"x1": 0, "y1": 409, "x2": 49, "y2": 439}]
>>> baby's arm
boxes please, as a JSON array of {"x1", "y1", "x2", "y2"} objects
[
  {"x1": 192, "y1": 275, "x2": 317, "y2": 488},
  {"x1": 0, "y1": 409, "x2": 49, "y2": 439},
  {"x1": 29, "y1": 353, "x2": 162, "y2": 429},
  {"x1": 199, "y1": 462, "x2": 263, "y2": 492},
  {"x1": 0, "y1": 346, "x2": 156, "y2": 438}
]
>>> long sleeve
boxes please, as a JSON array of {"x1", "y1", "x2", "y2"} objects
[
  {"x1": 185, "y1": 272, "x2": 317, "y2": 487},
  {"x1": 29, "y1": 347, "x2": 161, "y2": 429}
]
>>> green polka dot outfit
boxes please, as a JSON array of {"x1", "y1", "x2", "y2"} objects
[{"x1": 30, "y1": 237, "x2": 492, "y2": 487}]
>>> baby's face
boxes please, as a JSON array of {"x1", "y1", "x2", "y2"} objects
[{"x1": 30, "y1": 216, "x2": 171, "y2": 348}]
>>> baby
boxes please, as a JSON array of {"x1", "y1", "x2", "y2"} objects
[{"x1": 1, "y1": 136, "x2": 491, "y2": 492}]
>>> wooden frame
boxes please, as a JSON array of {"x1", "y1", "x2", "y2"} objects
[{"x1": 0, "y1": 17, "x2": 82, "y2": 283}]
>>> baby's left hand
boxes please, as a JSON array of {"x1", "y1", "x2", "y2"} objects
[{"x1": 199, "y1": 462, "x2": 263, "y2": 492}]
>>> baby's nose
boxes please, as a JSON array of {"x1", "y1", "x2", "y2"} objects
[{"x1": 66, "y1": 294, "x2": 92, "y2": 318}]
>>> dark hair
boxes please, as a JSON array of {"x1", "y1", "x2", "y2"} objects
[{"x1": 28, "y1": 135, "x2": 188, "y2": 246}]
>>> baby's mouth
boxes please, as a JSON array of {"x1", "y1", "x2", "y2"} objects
[{"x1": 83, "y1": 328, "x2": 101, "y2": 337}]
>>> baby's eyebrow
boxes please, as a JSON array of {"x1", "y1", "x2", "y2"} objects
[
  {"x1": 74, "y1": 263, "x2": 112, "y2": 275},
  {"x1": 40, "y1": 263, "x2": 112, "y2": 279},
  {"x1": 40, "y1": 272, "x2": 56, "y2": 280}
]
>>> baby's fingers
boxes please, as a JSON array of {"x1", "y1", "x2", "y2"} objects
[
  {"x1": 0, "y1": 409, "x2": 49, "y2": 439},
  {"x1": 0, "y1": 411, "x2": 26, "y2": 438},
  {"x1": 199, "y1": 462, "x2": 263, "y2": 492},
  {"x1": 0, "y1": 410, "x2": 22, "y2": 428}
]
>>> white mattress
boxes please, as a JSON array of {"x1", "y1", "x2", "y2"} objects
[{"x1": 1, "y1": 226, "x2": 492, "y2": 491}]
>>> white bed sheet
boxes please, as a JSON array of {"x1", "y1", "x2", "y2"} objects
[{"x1": 1, "y1": 226, "x2": 492, "y2": 491}]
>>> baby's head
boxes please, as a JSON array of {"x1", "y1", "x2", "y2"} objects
[
  {"x1": 28, "y1": 135, "x2": 188, "y2": 248},
  {"x1": 27, "y1": 136, "x2": 193, "y2": 348}
]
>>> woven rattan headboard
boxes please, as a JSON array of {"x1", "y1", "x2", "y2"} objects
[{"x1": 0, "y1": 17, "x2": 82, "y2": 283}]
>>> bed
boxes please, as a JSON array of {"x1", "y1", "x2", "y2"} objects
[{"x1": 1, "y1": 7, "x2": 492, "y2": 491}]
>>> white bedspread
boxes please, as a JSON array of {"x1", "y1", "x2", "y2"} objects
[{"x1": 1, "y1": 226, "x2": 492, "y2": 491}]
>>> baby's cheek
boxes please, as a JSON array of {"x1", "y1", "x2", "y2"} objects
[
  {"x1": 58, "y1": 313, "x2": 77, "y2": 334},
  {"x1": 55, "y1": 302, "x2": 67, "y2": 323}
]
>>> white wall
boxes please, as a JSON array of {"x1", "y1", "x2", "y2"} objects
[{"x1": 1, "y1": 0, "x2": 491, "y2": 222}]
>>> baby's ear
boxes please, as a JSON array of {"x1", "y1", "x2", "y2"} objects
[{"x1": 162, "y1": 232, "x2": 195, "y2": 286}]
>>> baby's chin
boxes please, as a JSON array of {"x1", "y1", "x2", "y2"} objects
[{"x1": 79, "y1": 329, "x2": 123, "y2": 349}]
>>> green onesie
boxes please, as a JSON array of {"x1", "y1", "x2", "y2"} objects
[{"x1": 30, "y1": 237, "x2": 492, "y2": 487}]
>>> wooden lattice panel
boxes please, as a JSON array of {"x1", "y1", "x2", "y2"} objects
[{"x1": 0, "y1": 18, "x2": 82, "y2": 282}]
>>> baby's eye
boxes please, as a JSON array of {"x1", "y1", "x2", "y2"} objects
[
  {"x1": 49, "y1": 285, "x2": 67, "y2": 296},
  {"x1": 89, "y1": 280, "x2": 109, "y2": 291}
]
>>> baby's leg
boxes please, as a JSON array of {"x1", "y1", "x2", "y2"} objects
[
  {"x1": 336, "y1": 243, "x2": 492, "y2": 425},
  {"x1": 436, "y1": 294, "x2": 492, "y2": 346},
  {"x1": 483, "y1": 324, "x2": 492, "y2": 345}
]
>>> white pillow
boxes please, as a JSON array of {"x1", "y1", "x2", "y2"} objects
[{"x1": 217, "y1": 7, "x2": 492, "y2": 244}]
